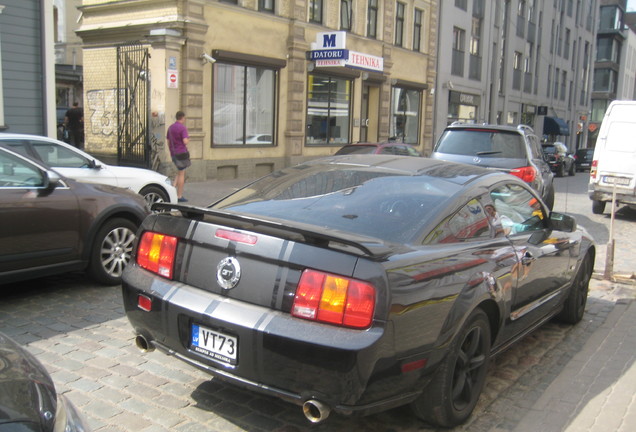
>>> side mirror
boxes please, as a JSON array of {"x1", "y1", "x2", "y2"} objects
[
  {"x1": 44, "y1": 170, "x2": 62, "y2": 191},
  {"x1": 550, "y1": 212, "x2": 576, "y2": 232},
  {"x1": 88, "y1": 159, "x2": 102, "y2": 169}
]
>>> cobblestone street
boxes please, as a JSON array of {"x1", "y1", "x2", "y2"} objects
[{"x1": 0, "y1": 274, "x2": 630, "y2": 431}]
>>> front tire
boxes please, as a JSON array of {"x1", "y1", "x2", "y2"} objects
[
  {"x1": 88, "y1": 218, "x2": 137, "y2": 285},
  {"x1": 140, "y1": 185, "x2": 169, "y2": 207},
  {"x1": 592, "y1": 200, "x2": 606, "y2": 215},
  {"x1": 411, "y1": 309, "x2": 491, "y2": 428},
  {"x1": 556, "y1": 163, "x2": 565, "y2": 177},
  {"x1": 557, "y1": 254, "x2": 592, "y2": 324},
  {"x1": 569, "y1": 163, "x2": 575, "y2": 176},
  {"x1": 543, "y1": 184, "x2": 555, "y2": 210}
]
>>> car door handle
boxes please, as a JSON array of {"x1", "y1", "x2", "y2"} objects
[{"x1": 521, "y1": 251, "x2": 536, "y2": 266}]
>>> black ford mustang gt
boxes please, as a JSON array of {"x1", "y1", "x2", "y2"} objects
[{"x1": 122, "y1": 155, "x2": 594, "y2": 427}]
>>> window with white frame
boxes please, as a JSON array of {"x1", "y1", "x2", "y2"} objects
[
  {"x1": 341, "y1": 0, "x2": 353, "y2": 31},
  {"x1": 213, "y1": 63, "x2": 276, "y2": 146}
]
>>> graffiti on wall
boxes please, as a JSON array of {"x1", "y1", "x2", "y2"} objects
[{"x1": 86, "y1": 89, "x2": 121, "y2": 136}]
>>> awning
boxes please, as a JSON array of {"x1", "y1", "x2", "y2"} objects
[{"x1": 543, "y1": 116, "x2": 570, "y2": 136}]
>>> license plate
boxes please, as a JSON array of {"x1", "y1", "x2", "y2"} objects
[
  {"x1": 603, "y1": 176, "x2": 631, "y2": 186},
  {"x1": 191, "y1": 324, "x2": 238, "y2": 365}
]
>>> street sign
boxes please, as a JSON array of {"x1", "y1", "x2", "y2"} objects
[{"x1": 167, "y1": 69, "x2": 178, "y2": 88}]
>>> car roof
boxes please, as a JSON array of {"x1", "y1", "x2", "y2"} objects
[{"x1": 443, "y1": 123, "x2": 534, "y2": 135}]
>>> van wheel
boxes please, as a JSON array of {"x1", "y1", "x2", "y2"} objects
[{"x1": 592, "y1": 200, "x2": 606, "y2": 215}]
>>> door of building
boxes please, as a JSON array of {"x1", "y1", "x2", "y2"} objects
[{"x1": 361, "y1": 83, "x2": 379, "y2": 142}]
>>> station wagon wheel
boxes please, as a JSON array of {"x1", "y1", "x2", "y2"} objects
[
  {"x1": 556, "y1": 254, "x2": 592, "y2": 324},
  {"x1": 140, "y1": 185, "x2": 169, "y2": 207},
  {"x1": 411, "y1": 308, "x2": 491, "y2": 427},
  {"x1": 88, "y1": 218, "x2": 137, "y2": 285}
]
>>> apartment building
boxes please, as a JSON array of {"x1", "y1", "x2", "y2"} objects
[
  {"x1": 434, "y1": 0, "x2": 598, "y2": 152},
  {"x1": 77, "y1": 0, "x2": 437, "y2": 180}
]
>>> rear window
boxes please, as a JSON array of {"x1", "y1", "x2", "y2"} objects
[
  {"x1": 335, "y1": 145, "x2": 377, "y2": 155},
  {"x1": 435, "y1": 129, "x2": 526, "y2": 159},
  {"x1": 212, "y1": 166, "x2": 458, "y2": 243}
]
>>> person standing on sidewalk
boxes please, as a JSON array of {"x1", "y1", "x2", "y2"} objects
[
  {"x1": 166, "y1": 111, "x2": 191, "y2": 202},
  {"x1": 64, "y1": 102, "x2": 84, "y2": 149}
]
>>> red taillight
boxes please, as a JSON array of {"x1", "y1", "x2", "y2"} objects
[
  {"x1": 292, "y1": 269, "x2": 376, "y2": 329},
  {"x1": 590, "y1": 160, "x2": 598, "y2": 179},
  {"x1": 137, "y1": 231, "x2": 178, "y2": 279},
  {"x1": 510, "y1": 166, "x2": 537, "y2": 183}
]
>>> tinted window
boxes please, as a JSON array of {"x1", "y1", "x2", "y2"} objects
[
  {"x1": 30, "y1": 141, "x2": 91, "y2": 168},
  {"x1": 489, "y1": 184, "x2": 545, "y2": 235},
  {"x1": 335, "y1": 145, "x2": 377, "y2": 155},
  {"x1": 436, "y1": 130, "x2": 526, "y2": 158},
  {"x1": 0, "y1": 151, "x2": 45, "y2": 187},
  {"x1": 424, "y1": 198, "x2": 490, "y2": 244},
  {"x1": 213, "y1": 166, "x2": 459, "y2": 243}
]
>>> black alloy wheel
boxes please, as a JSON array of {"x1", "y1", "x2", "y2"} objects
[
  {"x1": 411, "y1": 308, "x2": 491, "y2": 427},
  {"x1": 557, "y1": 254, "x2": 592, "y2": 324}
]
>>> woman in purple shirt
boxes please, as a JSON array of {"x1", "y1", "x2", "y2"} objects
[{"x1": 166, "y1": 111, "x2": 191, "y2": 202}]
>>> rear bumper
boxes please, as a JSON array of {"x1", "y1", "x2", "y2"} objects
[
  {"x1": 589, "y1": 185, "x2": 636, "y2": 205},
  {"x1": 122, "y1": 270, "x2": 432, "y2": 415}
]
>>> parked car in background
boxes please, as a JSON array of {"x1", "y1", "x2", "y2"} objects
[
  {"x1": 432, "y1": 123, "x2": 555, "y2": 209},
  {"x1": 0, "y1": 133, "x2": 178, "y2": 206},
  {"x1": 574, "y1": 148, "x2": 594, "y2": 172},
  {"x1": 122, "y1": 155, "x2": 593, "y2": 427},
  {"x1": 0, "y1": 146, "x2": 149, "y2": 285},
  {"x1": 335, "y1": 142, "x2": 422, "y2": 156},
  {"x1": 0, "y1": 331, "x2": 89, "y2": 431},
  {"x1": 589, "y1": 100, "x2": 636, "y2": 215},
  {"x1": 542, "y1": 141, "x2": 575, "y2": 177}
]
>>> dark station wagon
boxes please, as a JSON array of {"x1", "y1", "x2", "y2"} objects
[{"x1": 122, "y1": 155, "x2": 594, "y2": 427}]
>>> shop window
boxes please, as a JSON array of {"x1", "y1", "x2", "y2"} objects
[
  {"x1": 390, "y1": 87, "x2": 420, "y2": 144},
  {"x1": 213, "y1": 63, "x2": 276, "y2": 146},
  {"x1": 306, "y1": 75, "x2": 351, "y2": 145}
]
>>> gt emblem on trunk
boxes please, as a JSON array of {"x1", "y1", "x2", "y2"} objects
[{"x1": 217, "y1": 257, "x2": 241, "y2": 290}]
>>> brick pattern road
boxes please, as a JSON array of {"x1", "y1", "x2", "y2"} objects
[{"x1": 0, "y1": 274, "x2": 627, "y2": 432}]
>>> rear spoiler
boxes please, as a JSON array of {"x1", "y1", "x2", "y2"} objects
[{"x1": 152, "y1": 203, "x2": 394, "y2": 258}]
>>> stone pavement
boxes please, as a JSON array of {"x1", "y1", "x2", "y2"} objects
[{"x1": 514, "y1": 298, "x2": 636, "y2": 432}]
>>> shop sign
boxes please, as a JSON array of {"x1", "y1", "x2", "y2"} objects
[
  {"x1": 308, "y1": 49, "x2": 349, "y2": 61},
  {"x1": 308, "y1": 31, "x2": 384, "y2": 73}
]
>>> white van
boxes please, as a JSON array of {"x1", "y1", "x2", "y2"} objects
[{"x1": 589, "y1": 100, "x2": 636, "y2": 214}]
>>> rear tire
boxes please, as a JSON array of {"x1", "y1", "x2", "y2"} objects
[
  {"x1": 88, "y1": 218, "x2": 137, "y2": 285},
  {"x1": 556, "y1": 164, "x2": 565, "y2": 177},
  {"x1": 557, "y1": 255, "x2": 592, "y2": 324},
  {"x1": 592, "y1": 200, "x2": 606, "y2": 215},
  {"x1": 411, "y1": 309, "x2": 491, "y2": 428},
  {"x1": 569, "y1": 163, "x2": 575, "y2": 176}
]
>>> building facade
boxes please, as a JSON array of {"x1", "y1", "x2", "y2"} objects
[
  {"x1": 0, "y1": 0, "x2": 56, "y2": 136},
  {"x1": 434, "y1": 0, "x2": 598, "y2": 152},
  {"x1": 77, "y1": 0, "x2": 437, "y2": 180}
]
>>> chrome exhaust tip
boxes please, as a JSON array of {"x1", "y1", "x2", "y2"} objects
[
  {"x1": 302, "y1": 399, "x2": 330, "y2": 423},
  {"x1": 135, "y1": 335, "x2": 155, "y2": 353}
]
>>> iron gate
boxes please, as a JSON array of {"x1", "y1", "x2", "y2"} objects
[{"x1": 117, "y1": 43, "x2": 150, "y2": 168}]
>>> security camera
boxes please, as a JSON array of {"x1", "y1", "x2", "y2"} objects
[{"x1": 201, "y1": 53, "x2": 216, "y2": 65}]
